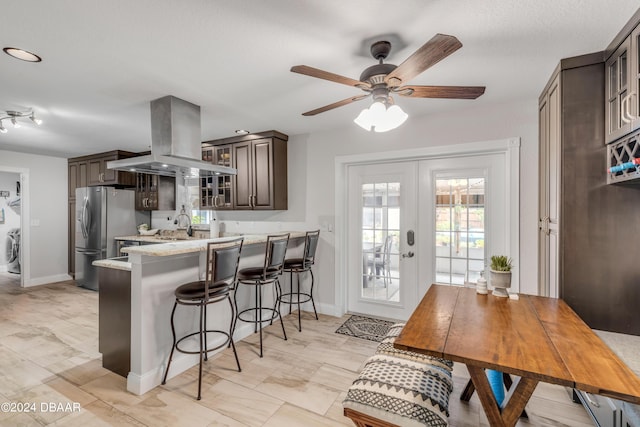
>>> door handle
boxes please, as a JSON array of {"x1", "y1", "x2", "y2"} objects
[
  {"x1": 626, "y1": 91, "x2": 636, "y2": 122},
  {"x1": 584, "y1": 392, "x2": 600, "y2": 408},
  {"x1": 402, "y1": 251, "x2": 414, "y2": 258}
]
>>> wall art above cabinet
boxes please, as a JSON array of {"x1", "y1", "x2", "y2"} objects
[{"x1": 200, "y1": 130, "x2": 288, "y2": 211}]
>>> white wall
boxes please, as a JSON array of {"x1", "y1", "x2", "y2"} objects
[
  {"x1": 212, "y1": 97, "x2": 538, "y2": 313},
  {"x1": 0, "y1": 150, "x2": 69, "y2": 286}
]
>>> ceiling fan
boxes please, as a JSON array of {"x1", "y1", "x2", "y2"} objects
[{"x1": 291, "y1": 34, "x2": 485, "y2": 130}]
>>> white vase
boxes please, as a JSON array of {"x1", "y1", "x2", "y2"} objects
[{"x1": 490, "y1": 270, "x2": 512, "y2": 297}]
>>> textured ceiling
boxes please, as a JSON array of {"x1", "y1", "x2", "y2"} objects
[{"x1": 0, "y1": 0, "x2": 638, "y2": 158}]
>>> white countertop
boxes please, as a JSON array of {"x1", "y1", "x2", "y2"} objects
[
  {"x1": 93, "y1": 258, "x2": 132, "y2": 271},
  {"x1": 119, "y1": 231, "x2": 305, "y2": 257}
]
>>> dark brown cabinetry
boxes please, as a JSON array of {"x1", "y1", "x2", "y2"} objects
[
  {"x1": 539, "y1": 52, "x2": 640, "y2": 335},
  {"x1": 69, "y1": 150, "x2": 137, "y2": 194},
  {"x1": 606, "y1": 11, "x2": 640, "y2": 183},
  {"x1": 201, "y1": 131, "x2": 288, "y2": 210},
  {"x1": 135, "y1": 174, "x2": 175, "y2": 211},
  {"x1": 200, "y1": 144, "x2": 233, "y2": 209},
  {"x1": 68, "y1": 199, "x2": 76, "y2": 275},
  {"x1": 605, "y1": 8, "x2": 640, "y2": 144},
  {"x1": 67, "y1": 150, "x2": 138, "y2": 276},
  {"x1": 98, "y1": 265, "x2": 131, "y2": 377}
]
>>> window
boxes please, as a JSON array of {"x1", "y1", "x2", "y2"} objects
[{"x1": 434, "y1": 178, "x2": 485, "y2": 285}]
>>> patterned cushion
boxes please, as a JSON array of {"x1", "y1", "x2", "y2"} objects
[
  {"x1": 343, "y1": 354, "x2": 453, "y2": 427},
  {"x1": 376, "y1": 323, "x2": 454, "y2": 372}
]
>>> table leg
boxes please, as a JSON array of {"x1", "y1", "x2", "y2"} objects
[
  {"x1": 467, "y1": 365, "x2": 538, "y2": 427},
  {"x1": 460, "y1": 374, "x2": 529, "y2": 418},
  {"x1": 460, "y1": 378, "x2": 475, "y2": 402}
]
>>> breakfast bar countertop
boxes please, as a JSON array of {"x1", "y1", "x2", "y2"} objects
[{"x1": 119, "y1": 231, "x2": 306, "y2": 257}]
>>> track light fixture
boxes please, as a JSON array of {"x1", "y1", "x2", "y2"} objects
[{"x1": 0, "y1": 109, "x2": 42, "y2": 134}]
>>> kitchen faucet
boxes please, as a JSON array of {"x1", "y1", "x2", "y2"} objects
[{"x1": 174, "y1": 205, "x2": 193, "y2": 236}]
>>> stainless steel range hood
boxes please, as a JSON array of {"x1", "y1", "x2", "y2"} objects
[{"x1": 107, "y1": 96, "x2": 236, "y2": 177}]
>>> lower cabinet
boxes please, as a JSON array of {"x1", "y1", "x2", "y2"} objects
[
  {"x1": 68, "y1": 200, "x2": 76, "y2": 276},
  {"x1": 574, "y1": 389, "x2": 640, "y2": 427},
  {"x1": 576, "y1": 390, "x2": 621, "y2": 427},
  {"x1": 98, "y1": 266, "x2": 131, "y2": 378}
]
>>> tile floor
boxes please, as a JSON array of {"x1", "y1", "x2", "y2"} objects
[{"x1": 0, "y1": 275, "x2": 593, "y2": 426}]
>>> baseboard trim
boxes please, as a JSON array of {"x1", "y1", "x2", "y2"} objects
[{"x1": 24, "y1": 274, "x2": 73, "y2": 287}]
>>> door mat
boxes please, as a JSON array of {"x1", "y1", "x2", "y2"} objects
[{"x1": 335, "y1": 315, "x2": 395, "y2": 342}]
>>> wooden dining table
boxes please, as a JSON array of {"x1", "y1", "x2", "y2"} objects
[{"x1": 394, "y1": 284, "x2": 640, "y2": 427}]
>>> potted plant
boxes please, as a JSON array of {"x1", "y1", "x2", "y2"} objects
[{"x1": 490, "y1": 255, "x2": 512, "y2": 297}]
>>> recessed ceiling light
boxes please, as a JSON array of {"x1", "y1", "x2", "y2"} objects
[
  {"x1": 3, "y1": 47, "x2": 42, "y2": 62},
  {"x1": 235, "y1": 129, "x2": 250, "y2": 135}
]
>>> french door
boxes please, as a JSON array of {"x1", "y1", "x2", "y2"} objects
[
  {"x1": 346, "y1": 153, "x2": 508, "y2": 320},
  {"x1": 347, "y1": 162, "x2": 417, "y2": 320},
  {"x1": 417, "y1": 154, "x2": 507, "y2": 297}
]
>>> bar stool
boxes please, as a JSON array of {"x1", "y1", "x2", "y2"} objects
[
  {"x1": 278, "y1": 230, "x2": 320, "y2": 332},
  {"x1": 234, "y1": 233, "x2": 289, "y2": 357},
  {"x1": 162, "y1": 238, "x2": 243, "y2": 400}
]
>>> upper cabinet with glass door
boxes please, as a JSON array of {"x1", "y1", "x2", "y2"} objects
[
  {"x1": 605, "y1": 37, "x2": 632, "y2": 143},
  {"x1": 606, "y1": 16, "x2": 640, "y2": 144}
]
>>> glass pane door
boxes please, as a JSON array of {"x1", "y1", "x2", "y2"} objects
[
  {"x1": 347, "y1": 162, "x2": 417, "y2": 320},
  {"x1": 361, "y1": 181, "x2": 400, "y2": 302},
  {"x1": 435, "y1": 178, "x2": 485, "y2": 285}
]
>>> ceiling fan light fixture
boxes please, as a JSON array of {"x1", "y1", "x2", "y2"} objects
[
  {"x1": 375, "y1": 104, "x2": 408, "y2": 133},
  {"x1": 354, "y1": 107, "x2": 373, "y2": 131},
  {"x1": 354, "y1": 101, "x2": 408, "y2": 132}
]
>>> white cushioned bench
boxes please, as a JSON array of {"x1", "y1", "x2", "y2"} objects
[{"x1": 343, "y1": 323, "x2": 454, "y2": 427}]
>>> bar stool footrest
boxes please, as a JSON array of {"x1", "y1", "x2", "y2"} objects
[
  {"x1": 278, "y1": 292, "x2": 313, "y2": 305},
  {"x1": 175, "y1": 330, "x2": 232, "y2": 355},
  {"x1": 237, "y1": 307, "x2": 281, "y2": 324}
]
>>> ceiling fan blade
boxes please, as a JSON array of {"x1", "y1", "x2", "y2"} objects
[
  {"x1": 395, "y1": 85, "x2": 485, "y2": 99},
  {"x1": 384, "y1": 34, "x2": 463, "y2": 87},
  {"x1": 291, "y1": 65, "x2": 371, "y2": 89},
  {"x1": 302, "y1": 94, "x2": 370, "y2": 116}
]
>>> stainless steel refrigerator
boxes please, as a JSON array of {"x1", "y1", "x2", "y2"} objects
[{"x1": 75, "y1": 187, "x2": 149, "y2": 290}]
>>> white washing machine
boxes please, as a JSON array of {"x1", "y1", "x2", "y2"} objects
[{"x1": 5, "y1": 228, "x2": 20, "y2": 274}]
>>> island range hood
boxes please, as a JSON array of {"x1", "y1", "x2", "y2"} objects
[{"x1": 107, "y1": 96, "x2": 236, "y2": 177}]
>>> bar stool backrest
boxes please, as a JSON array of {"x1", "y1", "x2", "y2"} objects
[
  {"x1": 264, "y1": 233, "x2": 290, "y2": 277},
  {"x1": 303, "y1": 230, "x2": 320, "y2": 269},
  {"x1": 206, "y1": 238, "x2": 244, "y2": 293}
]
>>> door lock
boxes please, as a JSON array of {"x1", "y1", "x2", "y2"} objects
[
  {"x1": 407, "y1": 230, "x2": 415, "y2": 246},
  {"x1": 402, "y1": 251, "x2": 415, "y2": 258}
]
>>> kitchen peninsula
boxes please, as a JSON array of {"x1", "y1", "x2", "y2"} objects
[{"x1": 93, "y1": 232, "x2": 306, "y2": 395}]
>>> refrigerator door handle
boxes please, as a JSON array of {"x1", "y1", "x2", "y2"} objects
[
  {"x1": 81, "y1": 196, "x2": 90, "y2": 239},
  {"x1": 80, "y1": 197, "x2": 87, "y2": 239}
]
